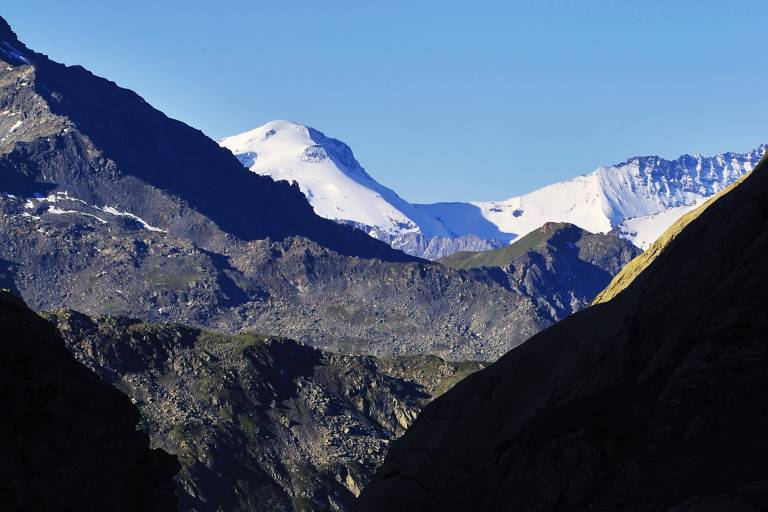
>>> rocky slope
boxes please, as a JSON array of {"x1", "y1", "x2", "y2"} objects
[
  {"x1": 0, "y1": 291, "x2": 179, "y2": 510},
  {"x1": 1, "y1": 187, "x2": 637, "y2": 360},
  {"x1": 0, "y1": 21, "x2": 408, "y2": 262},
  {"x1": 439, "y1": 223, "x2": 640, "y2": 323},
  {"x1": 0, "y1": 16, "x2": 634, "y2": 361},
  {"x1": 49, "y1": 311, "x2": 483, "y2": 511},
  {"x1": 357, "y1": 152, "x2": 768, "y2": 511}
]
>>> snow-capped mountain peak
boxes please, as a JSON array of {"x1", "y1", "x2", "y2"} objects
[
  {"x1": 220, "y1": 120, "x2": 453, "y2": 240},
  {"x1": 417, "y1": 144, "x2": 766, "y2": 249},
  {"x1": 222, "y1": 121, "x2": 765, "y2": 256}
]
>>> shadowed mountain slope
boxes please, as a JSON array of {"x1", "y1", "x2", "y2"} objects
[
  {"x1": 0, "y1": 16, "x2": 635, "y2": 361},
  {"x1": 0, "y1": 292, "x2": 179, "y2": 511},
  {"x1": 0, "y1": 16, "x2": 409, "y2": 261},
  {"x1": 357, "y1": 152, "x2": 768, "y2": 511},
  {"x1": 441, "y1": 223, "x2": 640, "y2": 324},
  {"x1": 49, "y1": 311, "x2": 483, "y2": 512}
]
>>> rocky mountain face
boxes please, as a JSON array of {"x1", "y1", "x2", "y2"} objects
[
  {"x1": 0, "y1": 19, "x2": 410, "y2": 262},
  {"x1": 439, "y1": 223, "x2": 640, "y2": 323},
  {"x1": 0, "y1": 16, "x2": 635, "y2": 362},
  {"x1": 0, "y1": 291, "x2": 179, "y2": 510},
  {"x1": 49, "y1": 311, "x2": 483, "y2": 512},
  {"x1": 351, "y1": 228, "x2": 507, "y2": 260},
  {"x1": 0, "y1": 186, "x2": 638, "y2": 360},
  {"x1": 357, "y1": 154, "x2": 768, "y2": 511}
]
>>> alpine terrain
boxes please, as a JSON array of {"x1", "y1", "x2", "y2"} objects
[
  {"x1": 220, "y1": 120, "x2": 504, "y2": 259},
  {"x1": 0, "y1": 16, "x2": 636, "y2": 361},
  {"x1": 358, "y1": 152, "x2": 768, "y2": 510},
  {"x1": 49, "y1": 310, "x2": 483, "y2": 511},
  {"x1": 1, "y1": 8, "x2": 764, "y2": 512},
  {"x1": 222, "y1": 120, "x2": 764, "y2": 255}
]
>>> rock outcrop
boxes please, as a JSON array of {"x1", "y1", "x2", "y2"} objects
[{"x1": 50, "y1": 311, "x2": 483, "y2": 511}]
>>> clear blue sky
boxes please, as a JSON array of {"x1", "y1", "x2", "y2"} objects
[{"x1": 4, "y1": 2, "x2": 767, "y2": 203}]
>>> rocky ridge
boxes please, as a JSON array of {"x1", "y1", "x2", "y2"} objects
[
  {"x1": 0, "y1": 15, "x2": 635, "y2": 361},
  {"x1": 49, "y1": 311, "x2": 483, "y2": 511}
]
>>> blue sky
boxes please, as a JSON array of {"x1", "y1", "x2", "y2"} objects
[{"x1": 4, "y1": 2, "x2": 767, "y2": 203}]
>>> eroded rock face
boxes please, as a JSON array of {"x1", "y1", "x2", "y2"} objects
[
  {"x1": 0, "y1": 292, "x2": 179, "y2": 510},
  {"x1": 357, "y1": 155, "x2": 768, "y2": 511},
  {"x1": 50, "y1": 312, "x2": 484, "y2": 511}
]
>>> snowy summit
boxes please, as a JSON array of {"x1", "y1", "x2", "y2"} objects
[
  {"x1": 219, "y1": 120, "x2": 453, "y2": 241},
  {"x1": 222, "y1": 121, "x2": 766, "y2": 255}
]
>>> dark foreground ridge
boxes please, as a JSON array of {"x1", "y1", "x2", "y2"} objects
[
  {"x1": 0, "y1": 291, "x2": 179, "y2": 510},
  {"x1": 357, "y1": 153, "x2": 768, "y2": 510},
  {"x1": 48, "y1": 311, "x2": 483, "y2": 511}
]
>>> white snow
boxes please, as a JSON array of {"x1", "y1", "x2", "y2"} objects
[
  {"x1": 7, "y1": 120, "x2": 21, "y2": 133},
  {"x1": 418, "y1": 145, "x2": 766, "y2": 249},
  {"x1": 21, "y1": 191, "x2": 167, "y2": 233},
  {"x1": 47, "y1": 206, "x2": 107, "y2": 224},
  {"x1": 97, "y1": 206, "x2": 167, "y2": 233},
  {"x1": 220, "y1": 120, "x2": 454, "y2": 238},
  {"x1": 221, "y1": 119, "x2": 766, "y2": 252},
  {"x1": 614, "y1": 199, "x2": 708, "y2": 250}
]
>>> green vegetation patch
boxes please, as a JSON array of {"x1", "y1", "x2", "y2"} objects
[{"x1": 438, "y1": 224, "x2": 563, "y2": 269}]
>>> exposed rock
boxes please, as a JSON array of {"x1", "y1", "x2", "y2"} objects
[
  {"x1": 49, "y1": 311, "x2": 484, "y2": 511},
  {"x1": 0, "y1": 15, "x2": 635, "y2": 361},
  {"x1": 346, "y1": 224, "x2": 507, "y2": 260},
  {"x1": 440, "y1": 222, "x2": 641, "y2": 322},
  {"x1": 357, "y1": 154, "x2": 768, "y2": 510}
]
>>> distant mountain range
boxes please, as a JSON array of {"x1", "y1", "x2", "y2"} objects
[
  {"x1": 4, "y1": 12, "x2": 766, "y2": 512},
  {"x1": 222, "y1": 121, "x2": 765, "y2": 256},
  {"x1": 0, "y1": 16, "x2": 633, "y2": 362}
]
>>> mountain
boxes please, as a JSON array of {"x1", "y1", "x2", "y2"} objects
[
  {"x1": 357, "y1": 152, "x2": 768, "y2": 510},
  {"x1": 220, "y1": 121, "x2": 505, "y2": 259},
  {"x1": 0, "y1": 291, "x2": 179, "y2": 510},
  {"x1": 440, "y1": 223, "x2": 640, "y2": 323},
  {"x1": 0, "y1": 16, "x2": 639, "y2": 361},
  {"x1": 49, "y1": 310, "x2": 484, "y2": 511},
  {"x1": 0, "y1": 19, "x2": 409, "y2": 262},
  {"x1": 220, "y1": 120, "x2": 453, "y2": 241},
  {"x1": 420, "y1": 146, "x2": 766, "y2": 250},
  {"x1": 222, "y1": 121, "x2": 764, "y2": 254}
]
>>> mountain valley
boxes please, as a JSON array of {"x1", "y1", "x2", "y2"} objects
[
  {"x1": 1, "y1": 11, "x2": 765, "y2": 512},
  {"x1": 358, "y1": 147, "x2": 768, "y2": 512}
]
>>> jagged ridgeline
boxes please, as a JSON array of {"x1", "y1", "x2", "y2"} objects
[
  {"x1": 357, "y1": 154, "x2": 768, "y2": 510},
  {"x1": 0, "y1": 16, "x2": 636, "y2": 361},
  {"x1": 0, "y1": 292, "x2": 179, "y2": 510}
]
